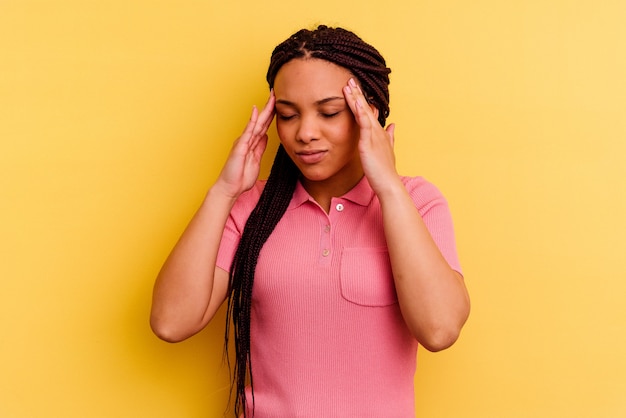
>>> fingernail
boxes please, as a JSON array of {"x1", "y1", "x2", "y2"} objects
[{"x1": 349, "y1": 78, "x2": 357, "y2": 88}]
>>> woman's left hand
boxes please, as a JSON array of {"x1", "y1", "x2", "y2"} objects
[
  {"x1": 344, "y1": 80, "x2": 469, "y2": 351},
  {"x1": 343, "y1": 77, "x2": 399, "y2": 195}
]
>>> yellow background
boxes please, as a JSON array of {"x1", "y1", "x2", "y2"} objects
[{"x1": 1, "y1": 1, "x2": 625, "y2": 417}]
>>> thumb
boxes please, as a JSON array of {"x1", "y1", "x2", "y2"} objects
[{"x1": 386, "y1": 123, "x2": 396, "y2": 147}]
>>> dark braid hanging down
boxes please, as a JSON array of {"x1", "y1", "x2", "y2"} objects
[
  {"x1": 225, "y1": 25, "x2": 391, "y2": 417},
  {"x1": 224, "y1": 145, "x2": 298, "y2": 416}
]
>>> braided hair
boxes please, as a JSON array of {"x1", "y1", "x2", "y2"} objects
[{"x1": 225, "y1": 25, "x2": 391, "y2": 417}]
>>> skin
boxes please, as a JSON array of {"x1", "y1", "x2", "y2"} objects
[
  {"x1": 273, "y1": 58, "x2": 365, "y2": 210},
  {"x1": 150, "y1": 57, "x2": 470, "y2": 351}
]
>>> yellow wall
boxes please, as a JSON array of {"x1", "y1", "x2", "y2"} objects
[{"x1": 1, "y1": 1, "x2": 624, "y2": 417}]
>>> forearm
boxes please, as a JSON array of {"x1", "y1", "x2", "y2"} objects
[
  {"x1": 149, "y1": 92, "x2": 275, "y2": 342},
  {"x1": 150, "y1": 186, "x2": 236, "y2": 342},
  {"x1": 379, "y1": 180, "x2": 470, "y2": 351}
]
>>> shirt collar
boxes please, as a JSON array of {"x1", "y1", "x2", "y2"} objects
[{"x1": 287, "y1": 176, "x2": 375, "y2": 210}]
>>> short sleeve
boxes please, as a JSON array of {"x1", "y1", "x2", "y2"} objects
[
  {"x1": 402, "y1": 176, "x2": 463, "y2": 276},
  {"x1": 215, "y1": 181, "x2": 265, "y2": 273}
]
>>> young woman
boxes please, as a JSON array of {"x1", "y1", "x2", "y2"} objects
[{"x1": 150, "y1": 25, "x2": 470, "y2": 418}]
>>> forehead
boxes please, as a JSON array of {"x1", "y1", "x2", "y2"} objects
[{"x1": 274, "y1": 58, "x2": 352, "y2": 103}]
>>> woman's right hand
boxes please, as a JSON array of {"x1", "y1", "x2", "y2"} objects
[
  {"x1": 151, "y1": 92, "x2": 276, "y2": 342},
  {"x1": 214, "y1": 90, "x2": 276, "y2": 199}
]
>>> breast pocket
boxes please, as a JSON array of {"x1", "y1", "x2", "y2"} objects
[{"x1": 340, "y1": 247, "x2": 397, "y2": 307}]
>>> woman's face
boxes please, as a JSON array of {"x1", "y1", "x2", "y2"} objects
[{"x1": 273, "y1": 58, "x2": 363, "y2": 195}]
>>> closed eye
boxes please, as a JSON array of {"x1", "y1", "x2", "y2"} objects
[
  {"x1": 321, "y1": 111, "x2": 340, "y2": 118},
  {"x1": 277, "y1": 114, "x2": 296, "y2": 121}
]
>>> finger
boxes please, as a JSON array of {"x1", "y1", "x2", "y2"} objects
[
  {"x1": 342, "y1": 80, "x2": 360, "y2": 114},
  {"x1": 251, "y1": 133, "x2": 269, "y2": 162},
  {"x1": 343, "y1": 80, "x2": 377, "y2": 130},
  {"x1": 251, "y1": 91, "x2": 276, "y2": 139},
  {"x1": 240, "y1": 105, "x2": 260, "y2": 140},
  {"x1": 386, "y1": 123, "x2": 396, "y2": 147},
  {"x1": 257, "y1": 89, "x2": 276, "y2": 128},
  {"x1": 242, "y1": 89, "x2": 275, "y2": 137},
  {"x1": 258, "y1": 107, "x2": 275, "y2": 137},
  {"x1": 343, "y1": 85, "x2": 368, "y2": 128}
]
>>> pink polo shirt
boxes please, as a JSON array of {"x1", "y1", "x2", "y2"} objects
[{"x1": 217, "y1": 176, "x2": 462, "y2": 418}]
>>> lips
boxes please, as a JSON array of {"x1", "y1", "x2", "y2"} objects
[{"x1": 295, "y1": 150, "x2": 327, "y2": 164}]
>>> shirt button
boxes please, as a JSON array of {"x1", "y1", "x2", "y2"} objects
[
  {"x1": 335, "y1": 203, "x2": 344, "y2": 212},
  {"x1": 322, "y1": 249, "x2": 330, "y2": 257},
  {"x1": 324, "y1": 225, "x2": 331, "y2": 233}
]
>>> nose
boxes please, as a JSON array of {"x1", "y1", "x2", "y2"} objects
[{"x1": 296, "y1": 114, "x2": 319, "y2": 144}]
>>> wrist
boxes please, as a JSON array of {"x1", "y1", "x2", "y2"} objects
[
  {"x1": 205, "y1": 183, "x2": 240, "y2": 207},
  {"x1": 371, "y1": 175, "x2": 405, "y2": 201}
]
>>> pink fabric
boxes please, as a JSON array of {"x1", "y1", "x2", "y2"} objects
[{"x1": 217, "y1": 176, "x2": 461, "y2": 418}]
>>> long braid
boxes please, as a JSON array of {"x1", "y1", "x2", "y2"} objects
[
  {"x1": 225, "y1": 25, "x2": 391, "y2": 417},
  {"x1": 225, "y1": 146, "x2": 298, "y2": 417}
]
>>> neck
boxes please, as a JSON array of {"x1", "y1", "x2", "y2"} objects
[{"x1": 301, "y1": 173, "x2": 364, "y2": 213}]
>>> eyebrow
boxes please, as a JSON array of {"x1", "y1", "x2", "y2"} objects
[{"x1": 275, "y1": 96, "x2": 345, "y2": 107}]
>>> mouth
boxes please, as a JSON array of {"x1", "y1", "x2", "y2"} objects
[{"x1": 295, "y1": 150, "x2": 327, "y2": 164}]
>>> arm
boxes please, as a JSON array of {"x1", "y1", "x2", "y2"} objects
[
  {"x1": 343, "y1": 79, "x2": 470, "y2": 351},
  {"x1": 150, "y1": 91, "x2": 276, "y2": 342},
  {"x1": 378, "y1": 183, "x2": 470, "y2": 351}
]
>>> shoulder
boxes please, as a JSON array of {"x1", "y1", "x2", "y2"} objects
[
  {"x1": 399, "y1": 176, "x2": 448, "y2": 212},
  {"x1": 229, "y1": 180, "x2": 267, "y2": 222},
  {"x1": 238, "y1": 180, "x2": 266, "y2": 204}
]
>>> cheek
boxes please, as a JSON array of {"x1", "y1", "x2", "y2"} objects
[
  {"x1": 336, "y1": 116, "x2": 360, "y2": 142},
  {"x1": 275, "y1": 122, "x2": 291, "y2": 143}
]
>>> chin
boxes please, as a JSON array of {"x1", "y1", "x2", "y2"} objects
[{"x1": 298, "y1": 167, "x2": 332, "y2": 182}]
